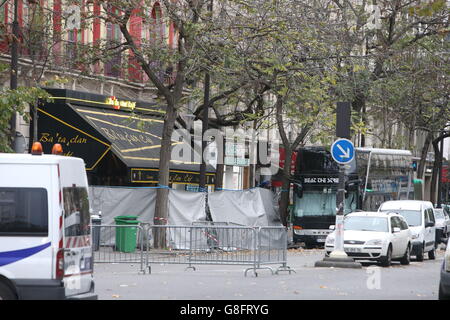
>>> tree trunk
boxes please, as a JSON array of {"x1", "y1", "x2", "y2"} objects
[
  {"x1": 154, "y1": 104, "x2": 178, "y2": 248},
  {"x1": 214, "y1": 164, "x2": 224, "y2": 190},
  {"x1": 430, "y1": 132, "x2": 450, "y2": 204},
  {"x1": 430, "y1": 140, "x2": 440, "y2": 205},
  {"x1": 417, "y1": 131, "x2": 433, "y2": 180}
]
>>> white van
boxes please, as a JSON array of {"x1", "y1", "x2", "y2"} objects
[
  {"x1": 378, "y1": 200, "x2": 436, "y2": 261},
  {"x1": 0, "y1": 144, "x2": 97, "y2": 300}
]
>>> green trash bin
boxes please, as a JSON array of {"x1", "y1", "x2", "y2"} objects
[{"x1": 114, "y1": 215, "x2": 140, "y2": 253}]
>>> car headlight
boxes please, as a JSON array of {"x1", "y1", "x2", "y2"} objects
[
  {"x1": 325, "y1": 237, "x2": 335, "y2": 245},
  {"x1": 365, "y1": 239, "x2": 383, "y2": 246},
  {"x1": 411, "y1": 233, "x2": 419, "y2": 240}
]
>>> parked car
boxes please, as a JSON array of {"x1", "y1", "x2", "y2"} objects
[
  {"x1": 378, "y1": 200, "x2": 436, "y2": 261},
  {"x1": 325, "y1": 211, "x2": 412, "y2": 267},
  {"x1": 439, "y1": 241, "x2": 450, "y2": 300},
  {"x1": 434, "y1": 208, "x2": 450, "y2": 245}
]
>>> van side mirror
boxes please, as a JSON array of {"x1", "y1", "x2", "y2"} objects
[
  {"x1": 393, "y1": 227, "x2": 401, "y2": 233},
  {"x1": 425, "y1": 222, "x2": 435, "y2": 228},
  {"x1": 329, "y1": 225, "x2": 335, "y2": 230}
]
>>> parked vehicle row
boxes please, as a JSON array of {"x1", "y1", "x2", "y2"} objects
[
  {"x1": 379, "y1": 200, "x2": 437, "y2": 260},
  {"x1": 325, "y1": 200, "x2": 443, "y2": 266},
  {"x1": 324, "y1": 199, "x2": 450, "y2": 300},
  {"x1": 325, "y1": 211, "x2": 413, "y2": 266}
]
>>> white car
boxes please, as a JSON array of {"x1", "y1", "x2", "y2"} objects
[
  {"x1": 378, "y1": 200, "x2": 436, "y2": 261},
  {"x1": 325, "y1": 211, "x2": 412, "y2": 267}
]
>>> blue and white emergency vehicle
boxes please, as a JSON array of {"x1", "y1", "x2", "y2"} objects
[{"x1": 0, "y1": 143, "x2": 97, "y2": 300}]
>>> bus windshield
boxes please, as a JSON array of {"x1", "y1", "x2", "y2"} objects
[{"x1": 293, "y1": 191, "x2": 357, "y2": 217}]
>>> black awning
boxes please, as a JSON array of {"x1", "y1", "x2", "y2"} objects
[
  {"x1": 37, "y1": 91, "x2": 215, "y2": 185},
  {"x1": 70, "y1": 103, "x2": 164, "y2": 169}
]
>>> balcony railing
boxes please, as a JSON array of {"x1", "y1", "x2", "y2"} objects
[{"x1": 0, "y1": 23, "x2": 177, "y2": 85}]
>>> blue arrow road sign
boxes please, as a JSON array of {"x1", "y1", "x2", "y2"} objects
[{"x1": 331, "y1": 138, "x2": 355, "y2": 164}]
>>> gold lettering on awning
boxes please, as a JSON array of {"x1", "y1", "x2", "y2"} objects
[{"x1": 105, "y1": 96, "x2": 136, "y2": 110}]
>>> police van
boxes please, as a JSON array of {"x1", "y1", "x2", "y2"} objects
[{"x1": 0, "y1": 143, "x2": 97, "y2": 300}]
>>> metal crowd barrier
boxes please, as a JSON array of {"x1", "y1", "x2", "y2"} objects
[
  {"x1": 144, "y1": 224, "x2": 295, "y2": 277},
  {"x1": 91, "y1": 224, "x2": 146, "y2": 274}
]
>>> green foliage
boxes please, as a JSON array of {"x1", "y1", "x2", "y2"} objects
[{"x1": 0, "y1": 85, "x2": 51, "y2": 153}]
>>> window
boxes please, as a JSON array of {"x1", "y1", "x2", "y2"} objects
[
  {"x1": 63, "y1": 187, "x2": 90, "y2": 237},
  {"x1": 150, "y1": 2, "x2": 165, "y2": 43},
  {"x1": 399, "y1": 218, "x2": 409, "y2": 230},
  {"x1": 0, "y1": 188, "x2": 48, "y2": 236},
  {"x1": 297, "y1": 149, "x2": 339, "y2": 174},
  {"x1": 0, "y1": 4, "x2": 8, "y2": 53},
  {"x1": 0, "y1": 4, "x2": 5, "y2": 25},
  {"x1": 429, "y1": 209, "x2": 435, "y2": 223},
  {"x1": 381, "y1": 210, "x2": 422, "y2": 227},
  {"x1": 293, "y1": 191, "x2": 357, "y2": 217},
  {"x1": 344, "y1": 216, "x2": 388, "y2": 232},
  {"x1": 434, "y1": 210, "x2": 445, "y2": 220},
  {"x1": 66, "y1": 28, "x2": 82, "y2": 68},
  {"x1": 105, "y1": 7, "x2": 122, "y2": 77},
  {"x1": 22, "y1": 2, "x2": 47, "y2": 60},
  {"x1": 390, "y1": 217, "x2": 399, "y2": 231},
  {"x1": 425, "y1": 209, "x2": 435, "y2": 225}
]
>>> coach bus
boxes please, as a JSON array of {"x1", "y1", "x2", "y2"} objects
[{"x1": 291, "y1": 146, "x2": 414, "y2": 247}]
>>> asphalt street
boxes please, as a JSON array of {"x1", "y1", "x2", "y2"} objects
[{"x1": 93, "y1": 246, "x2": 446, "y2": 300}]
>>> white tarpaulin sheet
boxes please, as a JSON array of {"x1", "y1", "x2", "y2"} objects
[
  {"x1": 89, "y1": 187, "x2": 207, "y2": 224},
  {"x1": 208, "y1": 188, "x2": 284, "y2": 248},
  {"x1": 88, "y1": 187, "x2": 207, "y2": 249},
  {"x1": 167, "y1": 190, "x2": 208, "y2": 249},
  {"x1": 208, "y1": 188, "x2": 281, "y2": 226},
  {"x1": 88, "y1": 186, "x2": 282, "y2": 250},
  {"x1": 89, "y1": 186, "x2": 157, "y2": 225}
]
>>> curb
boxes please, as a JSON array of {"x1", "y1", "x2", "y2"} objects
[{"x1": 314, "y1": 257, "x2": 362, "y2": 269}]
